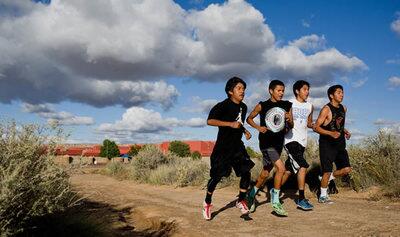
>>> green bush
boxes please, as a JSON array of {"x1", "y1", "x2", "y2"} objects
[
  {"x1": 246, "y1": 146, "x2": 262, "y2": 158},
  {"x1": 99, "y1": 139, "x2": 120, "y2": 159},
  {"x1": 0, "y1": 121, "x2": 76, "y2": 235},
  {"x1": 191, "y1": 151, "x2": 202, "y2": 160},
  {"x1": 168, "y1": 140, "x2": 191, "y2": 157},
  {"x1": 128, "y1": 144, "x2": 141, "y2": 157}
]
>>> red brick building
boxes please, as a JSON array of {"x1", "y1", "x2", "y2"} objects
[{"x1": 56, "y1": 141, "x2": 215, "y2": 157}]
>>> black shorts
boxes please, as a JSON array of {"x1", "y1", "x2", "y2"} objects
[
  {"x1": 260, "y1": 147, "x2": 281, "y2": 171},
  {"x1": 210, "y1": 146, "x2": 254, "y2": 179},
  {"x1": 319, "y1": 139, "x2": 351, "y2": 173},
  {"x1": 284, "y1": 141, "x2": 309, "y2": 174}
]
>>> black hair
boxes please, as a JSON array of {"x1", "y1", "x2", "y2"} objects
[
  {"x1": 327, "y1": 85, "x2": 343, "y2": 101},
  {"x1": 269, "y1": 80, "x2": 285, "y2": 91},
  {"x1": 225, "y1": 76, "x2": 246, "y2": 97},
  {"x1": 293, "y1": 80, "x2": 310, "y2": 97}
]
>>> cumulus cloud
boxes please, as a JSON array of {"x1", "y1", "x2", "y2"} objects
[
  {"x1": 0, "y1": 0, "x2": 366, "y2": 109},
  {"x1": 352, "y1": 78, "x2": 367, "y2": 88},
  {"x1": 22, "y1": 103, "x2": 94, "y2": 126},
  {"x1": 97, "y1": 106, "x2": 206, "y2": 135},
  {"x1": 388, "y1": 76, "x2": 400, "y2": 88},
  {"x1": 391, "y1": 12, "x2": 400, "y2": 36}
]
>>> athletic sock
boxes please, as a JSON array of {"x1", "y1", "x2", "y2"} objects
[
  {"x1": 238, "y1": 191, "x2": 247, "y2": 201},
  {"x1": 249, "y1": 186, "x2": 259, "y2": 197},
  {"x1": 273, "y1": 189, "x2": 280, "y2": 203},
  {"x1": 299, "y1": 190, "x2": 305, "y2": 200},
  {"x1": 320, "y1": 187, "x2": 328, "y2": 197},
  {"x1": 329, "y1": 173, "x2": 335, "y2": 181},
  {"x1": 205, "y1": 192, "x2": 212, "y2": 204}
]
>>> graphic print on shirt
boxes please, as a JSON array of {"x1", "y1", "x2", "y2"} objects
[
  {"x1": 236, "y1": 107, "x2": 243, "y2": 125},
  {"x1": 292, "y1": 107, "x2": 309, "y2": 125}
]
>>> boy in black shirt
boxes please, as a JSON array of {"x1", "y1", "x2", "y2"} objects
[
  {"x1": 314, "y1": 85, "x2": 352, "y2": 203},
  {"x1": 202, "y1": 77, "x2": 254, "y2": 220},
  {"x1": 246, "y1": 80, "x2": 293, "y2": 216}
]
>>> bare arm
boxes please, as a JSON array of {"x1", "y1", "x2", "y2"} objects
[
  {"x1": 207, "y1": 119, "x2": 241, "y2": 129},
  {"x1": 286, "y1": 107, "x2": 294, "y2": 129},
  {"x1": 307, "y1": 105, "x2": 314, "y2": 128},
  {"x1": 314, "y1": 106, "x2": 340, "y2": 139},
  {"x1": 343, "y1": 105, "x2": 351, "y2": 139},
  {"x1": 246, "y1": 104, "x2": 267, "y2": 133}
]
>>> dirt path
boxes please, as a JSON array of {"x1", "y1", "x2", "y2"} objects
[{"x1": 70, "y1": 172, "x2": 400, "y2": 237}]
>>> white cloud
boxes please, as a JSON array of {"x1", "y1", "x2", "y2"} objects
[
  {"x1": 289, "y1": 34, "x2": 326, "y2": 51},
  {"x1": 301, "y1": 19, "x2": 310, "y2": 28},
  {"x1": 388, "y1": 76, "x2": 400, "y2": 88},
  {"x1": 386, "y1": 59, "x2": 400, "y2": 65},
  {"x1": 22, "y1": 103, "x2": 94, "y2": 126},
  {"x1": 0, "y1": 0, "x2": 367, "y2": 108},
  {"x1": 352, "y1": 78, "x2": 367, "y2": 88},
  {"x1": 97, "y1": 106, "x2": 206, "y2": 134},
  {"x1": 374, "y1": 118, "x2": 397, "y2": 125},
  {"x1": 182, "y1": 96, "x2": 218, "y2": 114},
  {"x1": 391, "y1": 13, "x2": 400, "y2": 36}
]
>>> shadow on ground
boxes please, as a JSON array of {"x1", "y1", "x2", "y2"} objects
[{"x1": 17, "y1": 200, "x2": 177, "y2": 237}]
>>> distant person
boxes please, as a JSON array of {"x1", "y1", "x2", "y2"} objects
[
  {"x1": 280, "y1": 80, "x2": 314, "y2": 211},
  {"x1": 246, "y1": 80, "x2": 293, "y2": 217},
  {"x1": 314, "y1": 85, "x2": 352, "y2": 203},
  {"x1": 202, "y1": 77, "x2": 254, "y2": 220}
]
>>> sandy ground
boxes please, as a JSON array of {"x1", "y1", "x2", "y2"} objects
[{"x1": 70, "y1": 171, "x2": 400, "y2": 237}]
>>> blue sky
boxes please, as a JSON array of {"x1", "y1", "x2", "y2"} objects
[{"x1": 0, "y1": 0, "x2": 399, "y2": 149}]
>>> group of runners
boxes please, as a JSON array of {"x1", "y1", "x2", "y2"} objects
[{"x1": 202, "y1": 77, "x2": 352, "y2": 220}]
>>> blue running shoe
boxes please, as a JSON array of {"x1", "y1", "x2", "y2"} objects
[
  {"x1": 318, "y1": 195, "x2": 333, "y2": 204},
  {"x1": 296, "y1": 199, "x2": 314, "y2": 211}
]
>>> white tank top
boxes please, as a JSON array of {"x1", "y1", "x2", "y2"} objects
[{"x1": 284, "y1": 99, "x2": 312, "y2": 147}]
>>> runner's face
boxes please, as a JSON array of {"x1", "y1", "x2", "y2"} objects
[
  {"x1": 270, "y1": 85, "x2": 285, "y2": 101},
  {"x1": 229, "y1": 83, "x2": 245, "y2": 103},
  {"x1": 331, "y1": 88, "x2": 344, "y2": 103},
  {"x1": 297, "y1": 85, "x2": 309, "y2": 101}
]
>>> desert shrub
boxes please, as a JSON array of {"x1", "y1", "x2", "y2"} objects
[
  {"x1": 191, "y1": 151, "x2": 202, "y2": 160},
  {"x1": 130, "y1": 145, "x2": 168, "y2": 182},
  {"x1": 99, "y1": 139, "x2": 120, "y2": 159},
  {"x1": 0, "y1": 121, "x2": 76, "y2": 235},
  {"x1": 246, "y1": 146, "x2": 262, "y2": 159},
  {"x1": 168, "y1": 140, "x2": 191, "y2": 157},
  {"x1": 349, "y1": 131, "x2": 400, "y2": 197}
]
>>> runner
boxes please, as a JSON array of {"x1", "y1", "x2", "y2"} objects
[
  {"x1": 314, "y1": 85, "x2": 352, "y2": 203},
  {"x1": 280, "y1": 80, "x2": 314, "y2": 211},
  {"x1": 246, "y1": 80, "x2": 293, "y2": 216},
  {"x1": 202, "y1": 77, "x2": 254, "y2": 220}
]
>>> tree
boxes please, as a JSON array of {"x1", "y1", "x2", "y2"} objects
[
  {"x1": 191, "y1": 151, "x2": 202, "y2": 160},
  {"x1": 168, "y1": 140, "x2": 191, "y2": 157},
  {"x1": 128, "y1": 144, "x2": 141, "y2": 157},
  {"x1": 100, "y1": 139, "x2": 120, "y2": 159}
]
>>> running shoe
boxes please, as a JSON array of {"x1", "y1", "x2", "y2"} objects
[
  {"x1": 272, "y1": 202, "x2": 288, "y2": 216},
  {"x1": 236, "y1": 200, "x2": 250, "y2": 215},
  {"x1": 296, "y1": 199, "x2": 314, "y2": 211},
  {"x1": 318, "y1": 195, "x2": 333, "y2": 204},
  {"x1": 247, "y1": 190, "x2": 256, "y2": 213},
  {"x1": 202, "y1": 201, "x2": 212, "y2": 220}
]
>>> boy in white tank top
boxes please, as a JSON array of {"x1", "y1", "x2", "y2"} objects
[{"x1": 281, "y1": 80, "x2": 314, "y2": 211}]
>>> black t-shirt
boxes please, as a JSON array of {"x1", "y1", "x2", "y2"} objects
[
  {"x1": 208, "y1": 98, "x2": 247, "y2": 156},
  {"x1": 258, "y1": 99, "x2": 292, "y2": 152}
]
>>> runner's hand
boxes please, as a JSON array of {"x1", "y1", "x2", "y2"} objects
[
  {"x1": 345, "y1": 130, "x2": 351, "y2": 140},
  {"x1": 230, "y1": 121, "x2": 242, "y2": 129},
  {"x1": 244, "y1": 130, "x2": 252, "y2": 140},
  {"x1": 258, "y1": 126, "x2": 268, "y2": 133},
  {"x1": 331, "y1": 131, "x2": 341, "y2": 139}
]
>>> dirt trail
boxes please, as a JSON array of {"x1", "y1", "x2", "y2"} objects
[{"x1": 70, "y1": 172, "x2": 400, "y2": 237}]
